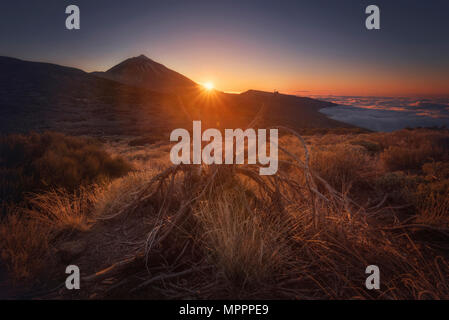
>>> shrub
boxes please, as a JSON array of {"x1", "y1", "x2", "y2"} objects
[
  {"x1": 0, "y1": 132, "x2": 132, "y2": 205},
  {"x1": 350, "y1": 139, "x2": 382, "y2": 154},
  {"x1": 372, "y1": 129, "x2": 449, "y2": 151},
  {"x1": 0, "y1": 209, "x2": 51, "y2": 282},
  {"x1": 374, "y1": 171, "x2": 420, "y2": 204},
  {"x1": 373, "y1": 129, "x2": 449, "y2": 172},
  {"x1": 413, "y1": 162, "x2": 449, "y2": 226},
  {"x1": 381, "y1": 144, "x2": 445, "y2": 172},
  {"x1": 420, "y1": 162, "x2": 449, "y2": 195},
  {"x1": 311, "y1": 144, "x2": 369, "y2": 190},
  {"x1": 415, "y1": 193, "x2": 449, "y2": 226}
]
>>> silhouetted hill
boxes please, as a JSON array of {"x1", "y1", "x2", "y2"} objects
[
  {"x1": 238, "y1": 90, "x2": 341, "y2": 128},
  {"x1": 0, "y1": 56, "x2": 180, "y2": 136},
  {"x1": 0, "y1": 56, "x2": 357, "y2": 138},
  {"x1": 92, "y1": 55, "x2": 197, "y2": 93}
]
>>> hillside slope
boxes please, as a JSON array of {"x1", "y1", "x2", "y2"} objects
[
  {"x1": 92, "y1": 55, "x2": 197, "y2": 93},
  {"x1": 0, "y1": 56, "x2": 179, "y2": 136},
  {"x1": 0, "y1": 56, "x2": 356, "y2": 138}
]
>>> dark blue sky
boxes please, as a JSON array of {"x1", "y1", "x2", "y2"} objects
[{"x1": 1, "y1": 0, "x2": 448, "y2": 95}]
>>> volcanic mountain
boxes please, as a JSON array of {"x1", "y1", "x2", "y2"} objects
[
  {"x1": 92, "y1": 55, "x2": 197, "y2": 93},
  {"x1": 0, "y1": 56, "x2": 179, "y2": 135},
  {"x1": 0, "y1": 55, "x2": 356, "y2": 137}
]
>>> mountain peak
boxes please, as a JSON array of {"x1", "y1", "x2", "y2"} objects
[
  {"x1": 136, "y1": 54, "x2": 150, "y2": 60},
  {"x1": 94, "y1": 55, "x2": 197, "y2": 93}
]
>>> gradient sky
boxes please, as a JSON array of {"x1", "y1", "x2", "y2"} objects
[{"x1": 1, "y1": 0, "x2": 448, "y2": 96}]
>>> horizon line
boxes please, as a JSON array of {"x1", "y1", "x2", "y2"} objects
[{"x1": 3, "y1": 54, "x2": 449, "y2": 99}]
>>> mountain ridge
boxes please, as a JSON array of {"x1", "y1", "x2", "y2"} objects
[
  {"x1": 92, "y1": 54, "x2": 198, "y2": 93},
  {"x1": 0, "y1": 55, "x2": 354, "y2": 136}
]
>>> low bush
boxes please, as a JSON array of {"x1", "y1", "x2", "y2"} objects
[
  {"x1": 0, "y1": 132, "x2": 132, "y2": 205},
  {"x1": 0, "y1": 209, "x2": 51, "y2": 282},
  {"x1": 413, "y1": 162, "x2": 449, "y2": 226},
  {"x1": 311, "y1": 144, "x2": 369, "y2": 190},
  {"x1": 380, "y1": 145, "x2": 443, "y2": 172},
  {"x1": 350, "y1": 139, "x2": 382, "y2": 154}
]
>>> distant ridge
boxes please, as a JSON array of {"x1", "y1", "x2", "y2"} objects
[
  {"x1": 0, "y1": 55, "x2": 176, "y2": 135},
  {"x1": 92, "y1": 55, "x2": 197, "y2": 93},
  {"x1": 0, "y1": 55, "x2": 357, "y2": 136}
]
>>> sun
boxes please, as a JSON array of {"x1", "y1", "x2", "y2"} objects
[{"x1": 203, "y1": 82, "x2": 214, "y2": 91}]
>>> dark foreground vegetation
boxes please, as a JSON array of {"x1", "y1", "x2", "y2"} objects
[
  {"x1": 1, "y1": 132, "x2": 132, "y2": 208},
  {"x1": 1, "y1": 128, "x2": 449, "y2": 299}
]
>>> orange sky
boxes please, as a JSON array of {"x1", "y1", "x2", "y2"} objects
[{"x1": 5, "y1": 1, "x2": 448, "y2": 98}]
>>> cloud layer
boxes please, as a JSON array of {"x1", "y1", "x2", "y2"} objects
[{"x1": 315, "y1": 96, "x2": 449, "y2": 132}]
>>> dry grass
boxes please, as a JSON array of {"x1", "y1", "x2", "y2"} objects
[
  {"x1": 0, "y1": 209, "x2": 51, "y2": 282},
  {"x1": 310, "y1": 144, "x2": 369, "y2": 190},
  {"x1": 0, "y1": 188, "x2": 97, "y2": 283},
  {"x1": 25, "y1": 187, "x2": 97, "y2": 232},
  {"x1": 381, "y1": 145, "x2": 440, "y2": 172},
  {"x1": 194, "y1": 188, "x2": 294, "y2": 285},
  {"x1": 415, "y1": 194, "x2": 449, "y2": 226},
  {"x1": 1, "y1": 128, "x2": 449, "y2": 299},
  {"x1": 94, "y1": 170, "x2": 158, "y2": 219}
]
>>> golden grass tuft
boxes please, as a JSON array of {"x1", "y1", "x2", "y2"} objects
[
  {"x1": 93, "y1": 170, "x2": 157, "y2": 219},
  {"x1": 25, "y1": 187, "x2": 96, "y2": 232},
  {"x1": 194, "y1": 188, "x2": 294, "y2": 285}
]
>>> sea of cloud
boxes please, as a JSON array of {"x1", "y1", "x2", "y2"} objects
[{"x1": 314, "y1": 96, "x2": 449, "y2": 132}]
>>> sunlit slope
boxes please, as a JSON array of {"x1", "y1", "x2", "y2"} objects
[{"x1": 0, "y1": 56, "x2": 356, "y2": 137}]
